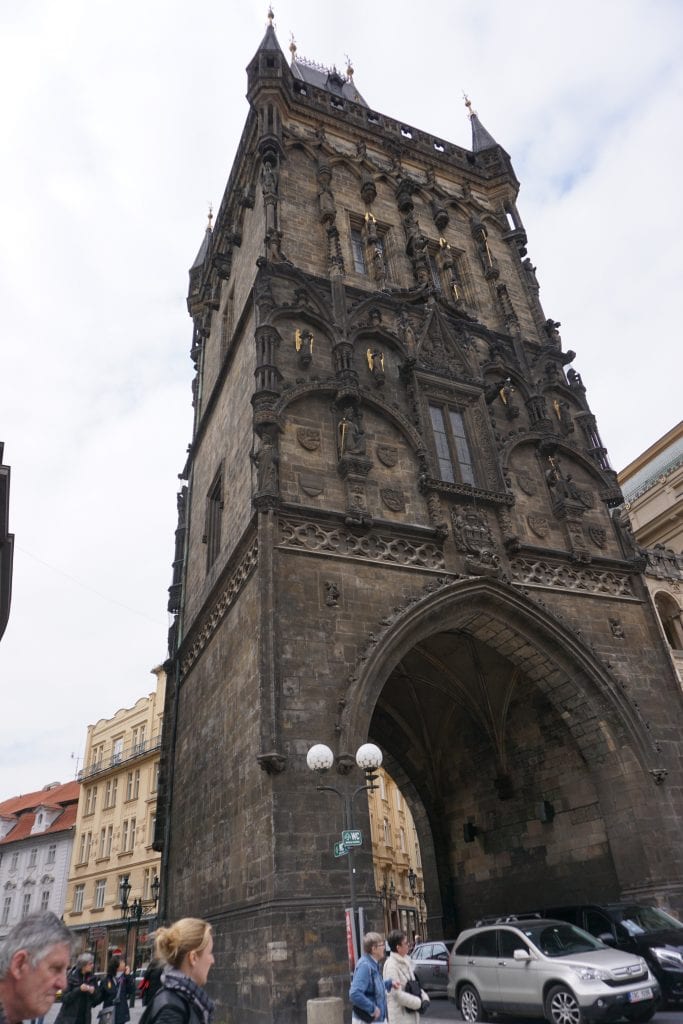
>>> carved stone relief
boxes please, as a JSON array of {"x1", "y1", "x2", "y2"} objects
[
  {"x1": 380, "y1": 488, "x2": 406, "y2": 513},
  {"x1": 376, "y1": 444, "x2": 398, "y2": 467}
]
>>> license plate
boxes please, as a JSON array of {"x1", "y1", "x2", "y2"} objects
[{"x1": 628, "y1": 987, "x2": 653, "y2": 1003}]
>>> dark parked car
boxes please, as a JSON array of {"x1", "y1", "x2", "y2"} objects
[
  {"x1": 410, "y1": 939, "x2": 455, "y2": 995},
  {"x1": 537, "y1": 904, "x2": 683, "y2": 1006}
]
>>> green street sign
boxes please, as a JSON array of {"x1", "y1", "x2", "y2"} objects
[
  {"x1": 342, "y1": 829, "x2": 362, "y2": 847},
  {"x1": 334, "y1": 842, "x2": 349, "y2": 857}
]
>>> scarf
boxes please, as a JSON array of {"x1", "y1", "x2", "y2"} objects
[{"x1": 161, "y1": 967, "x2": 215, "y2": 1024}]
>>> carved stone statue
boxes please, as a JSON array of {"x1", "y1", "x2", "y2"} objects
[
  {"x1": 366, "y1": 348, "x2": 385, "y2": 387},
  {"x1": 338, "y1": 406, "x2": 366, "y2": 456}
]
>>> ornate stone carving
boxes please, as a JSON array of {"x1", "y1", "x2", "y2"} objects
[
  {"x1": 299, "y1": 473, "x2": 324, "y2": 497},
  {"x1": 324, "y1": 581, "x2": 340, "y2": 607},
  {"x1": 516, "y1": 471, "x2": 538, "y2": 496},
  {"x1": 527, "y1": 514, "x2": 550, "y2": 539},
  {"x1": 257, "y1": 752, "x2": 287, "y2": 774},
  {"x1": 376, "y1": 445, "x2": 398, "y2": 468},
  {"x1": 180, "y1": 538, "x2": 259, "y2": 677},
  {"x1": 337, "y1": 406, "x2": 366, "y2": 457},
  {"x1": 296, "y1": 427, "x2": 321, "y2": 451},
  {"x1": 278, "y1": 517, "x2": 445, "y2": 571},
  {"x1": 451, "y1": 505, "x2": 501, "y2": 575},
  {"x1": 509, "y1": 558, "x2": 636, "y2": 598},
  {"x1": 380, "y1": 488, "x2": 406, "y2": 513},
  {"x1": 588, "y1": 525, "x2": 607, "y2": 549},
  {"x1": 609, "y1": 618, "x2": 625, "y2": 639}
]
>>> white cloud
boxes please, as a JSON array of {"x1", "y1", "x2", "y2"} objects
[{"x1": 0, "y1": 0, "x2": 681, "y2": 796}]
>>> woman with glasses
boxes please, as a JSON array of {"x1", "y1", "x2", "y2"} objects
[
  {"x1": 350, "y1": 933, "x2": 399, "y2": 1023},
  {"x1": 383, "y1": 930, "x2": 428, "y2": 1023}
]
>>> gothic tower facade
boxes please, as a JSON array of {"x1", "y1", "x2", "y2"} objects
[{"x1": 157, "y1": 19, "x2": 683, "y2": 1023}]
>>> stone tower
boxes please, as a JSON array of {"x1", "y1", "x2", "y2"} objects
[{"x1": 157, "y1": 17, "x2": 683, "y2": 1023}]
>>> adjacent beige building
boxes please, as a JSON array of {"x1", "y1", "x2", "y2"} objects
[
  {"x1": 64, "y1": 667, "x2": 165, "y2": 969},
  {"x1": 368, "y1": 769, "x2": 426, "y2": 941},
  {"x1": 618, "y1": 421, "x2": 683, "y2": 681}
]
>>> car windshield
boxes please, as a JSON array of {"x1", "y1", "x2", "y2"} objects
[
  {"x1": 523, "y1": 923, "x2": 605, "y2": 957},
  {"x1": 611, "y1": 905, "x2": 683, "y2": 936}
]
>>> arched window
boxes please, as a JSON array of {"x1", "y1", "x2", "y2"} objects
[{"x1": 655, "y1": 592, "x2": 683, "y2": 650}]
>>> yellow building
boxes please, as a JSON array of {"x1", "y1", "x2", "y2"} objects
[
  {"x1": 619, "y1": 421, "x2": 683, "y2": 682},
  {"x1": 64, "y1": 667, "x2": 165, "y2": 970},
  {"x1": 367, "y1": 768, "x2": 426, "y2": 942}
]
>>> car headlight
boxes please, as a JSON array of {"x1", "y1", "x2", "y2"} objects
[
  {"x1": 651, "y1": 947, "x2": 683, "y2": 970},
  {"x1": 573, "y1": 967, "x2": 610, "y2": 982}
]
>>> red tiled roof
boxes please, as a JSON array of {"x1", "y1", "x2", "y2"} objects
[
  {"x1": 0, "y1": 781, "x2": 80, "y2": 816},
  {"x1": 0, "y1": 781, "x2": 80, "y2": 846}
]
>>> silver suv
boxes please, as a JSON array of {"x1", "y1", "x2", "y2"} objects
[{"x1": 447, "y1": 916, "x2": 660, "y2": 1023}]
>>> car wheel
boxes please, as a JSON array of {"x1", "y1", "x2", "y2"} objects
[
  {"x1": 459, "y1": 983, "x2": 484, "y2": 1022},
  {"x1": 544, "y1": 985, "x2": 584, "y2": 1024}
]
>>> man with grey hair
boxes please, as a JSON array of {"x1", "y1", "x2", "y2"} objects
[{"x1": 0, "y1": 912, "x2": 72, "y2": 1024}]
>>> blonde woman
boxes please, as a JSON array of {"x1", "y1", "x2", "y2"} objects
[
  {"x1": 382, "y1": 930, "x2": 428, "y2": 1024},
  {"x1": 145, "y1": 918, "x2": 215, "y2": 1024}
]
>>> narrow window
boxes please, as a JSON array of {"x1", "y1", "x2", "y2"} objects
[
  {"x1": 429, "y1": 404, "x2": 476, "y2": 486},
  {"x1": 41, "y1": 890, "x2": 50, "y2": 911},
  {"x1": 22, "y1": 893, "x2": 31, "y2": 917},
  {"x1": 350, "y1": 228, "x2": 366, "y2": 274},
  {"x1": 94, "y1": 879, "x2": 106, "y2": 909},
  {"x1": 28, "y1": 847, "x2": 37, "y2": 867},
  {"x1": 46, "y1": 843, "x2": 56, "y2": 864},
  {"x1": 73, "y1": 885, "x2": 84, "y2": 913},
  {"x1": 205, "y1": 471, "x2": 223, "y2": 569},
  {"x1": 2, "y1": 896, "x2": 12, "y2": 924}
]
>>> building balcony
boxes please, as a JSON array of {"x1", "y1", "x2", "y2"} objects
[{"x1": 78, "y1": 734, "x2": 162, "y2": 782}]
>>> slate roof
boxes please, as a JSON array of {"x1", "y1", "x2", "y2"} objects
[{"x1": 290, "y1": 57, "x2": 368, "y2": 107}]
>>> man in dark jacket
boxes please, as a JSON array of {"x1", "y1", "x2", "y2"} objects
[{"x1": 54, "y1": 954, "x2": 103, "y2": 1024}]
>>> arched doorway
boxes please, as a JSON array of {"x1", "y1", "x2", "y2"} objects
[{"x1": 342, "y1": 577, "x2": 670, "y2": 936}]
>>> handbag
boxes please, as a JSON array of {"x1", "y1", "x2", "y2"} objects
[
  {"x1": 352, "y1": 1007, "x2": 374, "y2": 1023},
  {"x1": 404, "y1": 978, "x2": 421, "y2": 999}
]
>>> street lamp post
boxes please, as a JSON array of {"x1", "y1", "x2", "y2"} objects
[
  {"x1": 306, "y1": 742, "x2": 383, "y2": 966},
  {"x1": 408, "y1": 866, "x2": 426, "y2": 939},
  {"x1": 118, "y1": 874, "x2": 160, "y2": 972}
]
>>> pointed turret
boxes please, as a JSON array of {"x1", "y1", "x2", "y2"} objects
[
  {"x1": 464, "y1": 94, "x2": 500, "y2": 152},
  {"x1": 187, "y1": 209, "x2": 213, "y2": 312},
  {"x1": 246, "y1": 7, "x2": 290, "y2": 99},
  {"x1": 190, "y1": 208, "x2": 213, "y2": 272}
]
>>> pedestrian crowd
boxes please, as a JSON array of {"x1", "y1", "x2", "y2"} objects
[
  {"x1": 1, "y1": 910, "x2": 421, "y2": 1024},
  {"x1": 0, "y1": 912, "x2": 214, "y2": 1024},
  {"x1": 350, "y1": 929, "x2": 429, "y2": 1024}
]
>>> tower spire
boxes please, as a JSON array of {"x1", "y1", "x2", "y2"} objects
[{"x1": 464, "y1": 92, "x2": 499, "y2": 152}]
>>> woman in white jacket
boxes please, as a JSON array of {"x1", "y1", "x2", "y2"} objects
[{"x1": 382, "y1": 930, "x2": 429, "y2": 1024}]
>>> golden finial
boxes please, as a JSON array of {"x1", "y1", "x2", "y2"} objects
[
  {"x1": 267, "y1": 5, "x2": 274, "y2": 26},
  {"x1": 207, "y1": 203, "x2": 213, "y2": 230},
  {"x1": 289, "y1": 32, "x2": 297, "y2": 58},
  {"x1": 345, "y1": 54, "x2": 354, "y2": 80},
  {"x1": 463, "y1": 92, "x2": 476, "y2": 118}
]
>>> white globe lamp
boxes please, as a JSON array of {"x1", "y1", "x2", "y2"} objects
[
  {"x1": 306, "y1": 743, "x2": 335, "y2": 772},
  {"x1": 355, "y1": 743, "x2": 383, "y2": 771}
]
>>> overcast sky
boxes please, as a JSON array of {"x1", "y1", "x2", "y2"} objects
[{"x1": 1, "y1": 0, "x2": 681, "y2": 800}]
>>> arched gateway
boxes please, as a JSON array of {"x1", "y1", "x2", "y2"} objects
[{"x1": 157, "y1": 20, "x2": 683, "y2": 1024}]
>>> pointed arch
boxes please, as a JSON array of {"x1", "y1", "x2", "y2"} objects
[{"x1": 340, "y1": 576, "x2": 657, "y2": 771}]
